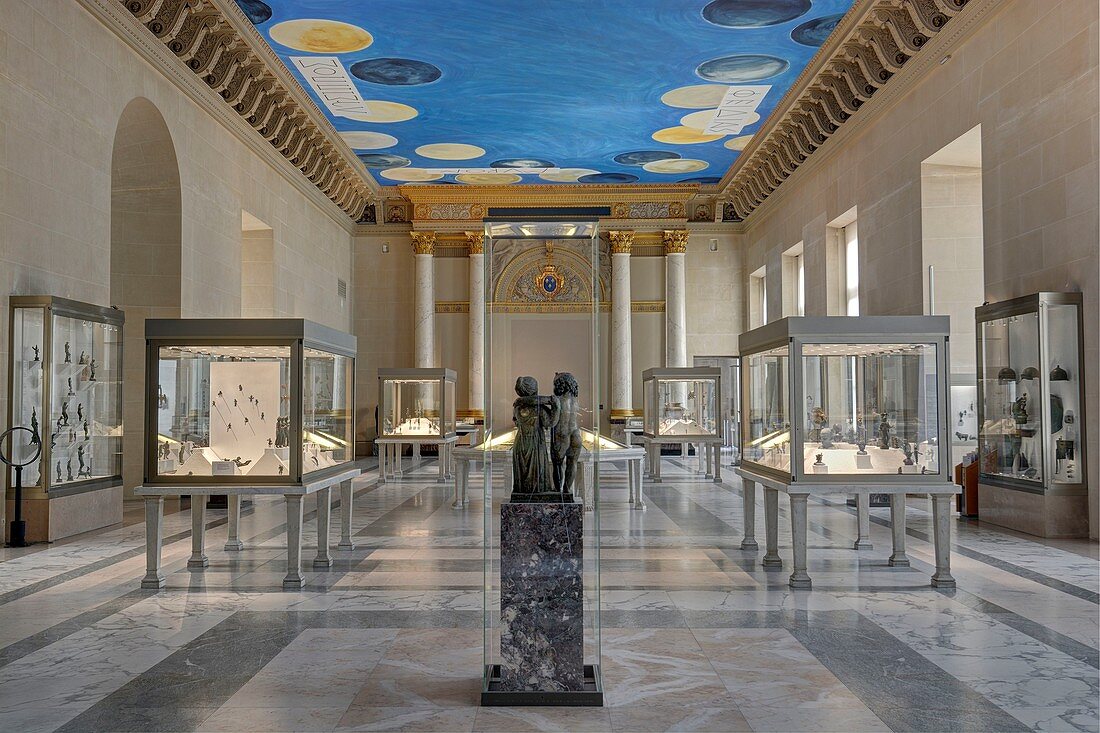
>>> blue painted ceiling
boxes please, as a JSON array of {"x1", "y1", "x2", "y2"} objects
[{"x1": 237, "y1": 0, "x2": 854, "y2": 186}]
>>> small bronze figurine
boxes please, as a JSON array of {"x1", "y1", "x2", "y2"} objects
[
  {"x1": 32, "y1": 345, "x2": 40, "y2": 361},
  {"x1": 83, "y1": 420, "x2": 89, "y2": 440},
  {"x1": 55, "y1": 460, "x2": 62, "y2": 482},
  {"x1": 29, "y1": 408, "x2": 40, "y2": 445},
  {"x1": 77, "y1": 403, "x2": 83, "y2": 422},
  {"x1": 60, "y1": 401, "x2": 70, "y2": 426},
  {"x1": 88, "y1": 358, "x2": 96, "y2": 381},
  {"x1": 78, "y1": 350, "x2": 87, "y2": 365},
  {"x1": 67, "y1": 377, "x2": 74, "y2": 396},
  {"x1": 64, "y1": 342, "x2": 71, "y2": 363}
]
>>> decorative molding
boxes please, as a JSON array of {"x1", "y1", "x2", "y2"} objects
[
  {"x1": 719, "y1": 0, "x2": 977, "y2": 221},
  {"x1": 488, "y1": 301, "x2": 611, "y2": 314},
  {"x1": 663, "y1": 230, "x2": 689, "y2": 255},
  {"x1": 413, "y1": 203, "x2": 488, "y2": 221},
  {"x1": 437, "y1": 300, "x2": 663, "y2": 313},
  {"x1": 611, "y1": 202, "x2": 686, "y2": 219},
  {"x1": 610, "y1": 408, "x2": 642, "y2": 419},
  {"x1": 97, "y1": 0, "x2": 372, "y2": 222},
  {"x1": 411, "y1": 231, "x2": 436, "y2": 255},
  {"x1": 76, "y1": 0, "x2": 364, "y2": 231},
  {"x1": 465, "y1": 232, "x2": 485, "y2": 255},
  {"x1": 608, "y1": 230, "x2": 635, "y2": 255}
]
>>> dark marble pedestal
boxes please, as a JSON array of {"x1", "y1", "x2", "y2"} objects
[{"x1": 498, "y1": 501, "x2": 584, "y2": 693}]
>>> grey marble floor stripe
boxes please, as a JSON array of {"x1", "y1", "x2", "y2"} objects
[
  {"x1": 53, "y1": 609, "x2": 483, "y2": 733},
  {"x1": 785, "y1": 609, "x2": 1033, "y2": 733},
  {"x1": 825, "y1": 498, "x2": 1100, "y2": 604},
  {"x1": 641, "y1": 484, "x2": 741, "y2": 537},
  {"x1": 949, "y1": 592, "x2": 1100, "y2": 669},
  {"x1": 0, "y1": 590, "x2": 152, "y2": 670},
  {"x1": 354, "y1": 482, "x2": 454, "y2": 537}
]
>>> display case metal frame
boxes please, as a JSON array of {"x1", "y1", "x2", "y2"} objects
[
  {"x1": 736, "y1": 316, "x2": 959, "y2": 590},
  {"x1": 738, "y1": 316, "x2": 954, "y2": 488},
  {"x1": 6, "y1": 296, "x2": 125, "y2": 500},
  {"x1": 975, "y1": 292, "x2": 1088, "y2": 495},
  {"x1": 693, "y1": 355, "x2": 741, "y2": 462},
  {"x1": 142, "y1": 318, "x2": 356, "y2": 487}
]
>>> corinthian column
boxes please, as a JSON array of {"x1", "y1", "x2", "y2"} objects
[
  {"x1": 466, "y1": 232, "x2": 485, "y2": 421},
  {"x1": 663, "y1": 230, "x2": 688, "y2": 369},
  {"x1": 411, "y1": 232, "x2": 436, "y2": 368},
  {"x1": 609, "y1": 231, "x2": 634, "y2": 421}
]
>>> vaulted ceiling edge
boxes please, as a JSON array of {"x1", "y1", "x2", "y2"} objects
[
  {"x1": 720, "y1": 0, "x2": 972, "y2": 222},
  {"x1": 114, "y1": 0, "x2": 375, "y2": 219}
]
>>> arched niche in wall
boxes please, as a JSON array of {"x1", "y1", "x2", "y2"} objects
[{"x1": 109, "y1": 97, "x2": 182, "y2": 497}]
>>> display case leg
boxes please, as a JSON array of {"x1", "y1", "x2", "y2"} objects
[
  {"x1": 313, "y1": 487, "x2": 332, "y2": 569},
  {"x1": 224, "y1": 495, "x2": 244, "y2": 551},
  {"x1": 652, "y1": 445, "x2": 662, "y2": 483},
  {"x1": 704, "y1": 444, "x2": 714, "y2": 479},
  {"x1": 436, "y1": 444, "x2": 448, "y2": 483},
  {"x1": 338, "y1": 480, "x2": 356, "y2": 550},
  {"x1": 888, "y1": 494, "x2": 910, "y2": 567},
  {"x1": 930, "y1": 493, "x2": 956, "y2": 588},
  {"x1": 741, "y1": 480, "x2": 759, "y2": 551},
  {"x1": 762, "y1": 488, "x2": 782, "y2": 568},
  {"x1": 789, "y1": 493, "x2": 812, "y2": 589},
  {"x1": 141, "y1": 497, "x2": 166, "y2": 589},
  {"x1": 452, "y1": 460, "x2": 468, "y2": 509},
  {"x1": 396, "y1": 443, "x2": 404, "y2": 477},
  {"x1": 713, "y1": 447, "x2": 722, "y2": 484},
  {"x1": 854, "y1": 493, "x2": 873, "y2": 550},
  {"x1": 187, "y1": 495, "x2": 208, "y2": 569},
  {"x1": 283, "y1": 495, "x2": 305, "y2": 589},
  {"x1": 632, "y1": 459, "x2": 647, "y2": 511}
]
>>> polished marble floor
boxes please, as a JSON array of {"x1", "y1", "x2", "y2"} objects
[{"x1": 0, "y1": 455, "x2": 1096, "y2": 733}]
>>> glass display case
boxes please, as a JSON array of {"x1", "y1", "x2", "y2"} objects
[
  {"x1": 144, "y1": 319, "x2": 355, "y2": 485},
  {"x1": 480, "y1": 219, "x2": 603, "y2": 705},
  {"x1": 641, "y1": 367, "x2": 721, "y2": 440},
  {"x1": 377, "y1": 368, "x2": 456, "y2": 439},
  {"x1": 976, "y1": 293, "x2": 1087, "y2": 493},
  {"x1": 694, "y1": 355, "x2": 740, "y2": 459},
  {"x1": 7, "y1": 296, "x2": 124, "y2": 497},
  {"x1": 739, "y1": 316, "x2": 950, "y2": 484}
]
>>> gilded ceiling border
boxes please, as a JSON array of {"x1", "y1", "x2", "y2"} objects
[
  {"x1": 718, "y1": 0, "x2": 982, "y2": 222},
  {"x1": 103, "y1": 0, "x2": 374, "y2": 220}
]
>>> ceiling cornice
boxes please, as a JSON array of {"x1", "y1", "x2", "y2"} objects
[
  {"x1": 719, "y1": 0, "x2": 981, "y2": 222},
  {"x1": 90, "y1": 0, "x2": 374, "y2": 223}
]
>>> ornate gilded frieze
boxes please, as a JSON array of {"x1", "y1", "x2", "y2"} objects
[
  {"x1": 436, "y1": 300, "x2": 663, "y2": 314},
  {"x1": 723, "y1": 0, "x2": 971, "y2": 220},
  {"x1": 611, "y1": 202, "x2": 686, "y2": 219},
  {"x1": 413, "y1": 203, "x2": 488, "y2": 221},
  {"x1": 113, "y1": 0, "x2": 371, "y2": 220},
  {"x1": 410, "y1": 232, "x2": 436, "y2": 255},
  {"x1": 662, "y1": 230, "x2": 689, "y2": 255}
]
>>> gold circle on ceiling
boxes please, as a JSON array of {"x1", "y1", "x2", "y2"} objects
[
  {"x1": 416, "y1": 143, "x2": 486, "y2": 160},
  {"x1": 269, "y1": 19, "x2": 373, "y2": 53},
  {"x1": 651, "y1": 126, "x2": 725, "y2": 145},
  {"x1": 660, "y1": 84, "x2": 729, "y2": 109}
]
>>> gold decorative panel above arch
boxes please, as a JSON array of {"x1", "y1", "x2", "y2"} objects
[{"x1": 488, "y1": 239, "x2": 611, "y2": 312}]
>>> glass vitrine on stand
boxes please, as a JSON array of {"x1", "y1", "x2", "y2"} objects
[
  {"x1": 480, "y1": 219, "x2": 603, "y2": 706},
  {"x1": 641, "y1": 367, "x2": 723, "y2": 482},
  {"x1": 975, "y1": 293, "x2": 1088, "y2": 537},
  {"x1": 376, "y1": 368, "x2": 457, "y2": 483},
  {"x1": 736, "y1": 316, "x2": 959, "y2": 589},
  {"x1": 144, "y1": 319, "x2": 355, "y2": 485},
  {"x1": 7, "y1": 297, "x2": 124, "y2": 543}
]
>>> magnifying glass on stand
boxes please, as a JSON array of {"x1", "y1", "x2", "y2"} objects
[{"x1": 1, "y1": 426, "x2": 41, "y2": 547}]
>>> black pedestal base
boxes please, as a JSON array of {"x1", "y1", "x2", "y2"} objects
[{"x1": 481, "y1": 664, "x2": 603, "y2": 706}]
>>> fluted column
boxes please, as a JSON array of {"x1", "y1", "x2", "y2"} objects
[
  {"x1": 411, "y1": 232, "x2": 436, "y2": 368},
  {"x1": 609, "y1": 231, "x2": 634, "y2": 420},
  {"x1": 466, "y1": 232, "x2": 485, "y2": 421},
  {"x1": 663, "y1": 230, "x2": 688, "y2": 369}
]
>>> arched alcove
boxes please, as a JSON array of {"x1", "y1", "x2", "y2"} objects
[{"x1": 110, "y1": 98, "x2": 182, "y2": 497}]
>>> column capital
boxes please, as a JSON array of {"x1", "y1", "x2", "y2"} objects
[
  {"x1": 662, "y1": 230, "x2": 689, "y2": 254},
  {"x1": 411, "y1": 231, "x2": 436, "y2": 255},
  {"x1": 608, "y1": 230, "x2": 634, "y2": 255},
  {"x1": 465, "y1": 231, "x2": 484, "y2": 255}
]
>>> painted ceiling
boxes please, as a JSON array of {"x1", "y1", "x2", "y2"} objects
[{"x1": 236, "y1": 0, "x2": 855, "y2": 186}]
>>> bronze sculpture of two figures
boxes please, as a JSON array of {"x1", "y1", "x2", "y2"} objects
[{"x1": 511, "y1": 373, "x2": 582, "y2": 503}]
